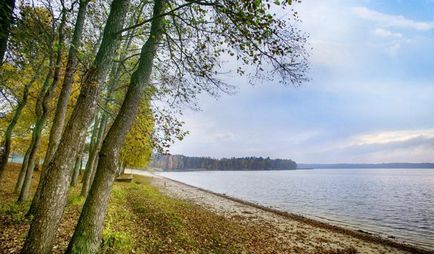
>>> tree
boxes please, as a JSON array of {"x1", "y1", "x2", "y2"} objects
[
  {"x1": 67, "y1": 0, "x2": 307, "y2": 253},
  {"x1": 70, "y1": 134, "x2": 86, "y2": 187},
  {"x1": 0, "y1": 4, "x2": 53, "y2": 186},
  {"x1": 17, "y1": 3, "x2": 68, "y2": 203},
  {"x1": 21, "y1": 0, "x2": 132, "y2": 252},
  {"x1": 28, "y1": 0, "x2": 90, "y2": 215},
  {"x1": 80, "y1": 112, "x2": 102, "y2": 197}
]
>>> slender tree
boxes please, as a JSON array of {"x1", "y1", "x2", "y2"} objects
[
  {"x1": 70, "y1": 135, "x2": 85, "y2": 187},
  {"x1": 17, "y1": 5, "x2": 67, "y2": 202},
  {"x1": 42, "y1": 0, "x2": 90, "y2": 168},
  {"x1": 21, "y1": 0, "x2": 131, "y2": 252},
  {"x1": 70, "y1": 152, "x2": 82, "y2": 187},
  {"x1": 80, "y1": 113, "x2": 101, "y2": 196},
  {"x1": 0, "y1": 75, "x2": 35, "y2": 185},
  {"x1": 28, "y1": 0, "x2": 90, "y2": 215},
  {"x1": 0, "y1": 4, "x2": 51, "y2": 186}
]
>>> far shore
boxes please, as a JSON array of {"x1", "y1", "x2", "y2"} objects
[{"x1": 128, "y1": 169, "x2": 433, "y2": 254}]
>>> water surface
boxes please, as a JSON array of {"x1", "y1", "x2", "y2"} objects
[{"x1": 159, "y1": 168, "x2": 434, "y2": 250}]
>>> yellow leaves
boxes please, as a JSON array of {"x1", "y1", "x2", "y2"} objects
[{"x1": 120, "y1": 99, "x2": 154, "y2": 169}]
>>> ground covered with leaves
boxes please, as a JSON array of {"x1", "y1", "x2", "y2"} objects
[{"x1": 0, "y1": 164, "x2": 359, "y2": 254}]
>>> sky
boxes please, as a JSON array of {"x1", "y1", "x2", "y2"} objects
[{"x1": 169, "y1": 0, "x2": 434, "y2": 164}]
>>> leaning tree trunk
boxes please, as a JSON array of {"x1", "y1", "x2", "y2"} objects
[
  {"x1": 29, "y1": 0, "x2": 89, "y2": 215},
  {"x1": 28, "y1": 0, "x2": 86, "y2": 211},
  {"x1": 70, "y1": 156, "x2": 81, "y2": 187},
  {"x1": 70, "y1": 139, "x2": 85, "y2": 187},
  {"x1": 16, "y1": 72, "x2": 54, "y2": 191},
  {"x1": 17, "y1": 118, "x2": 44, "y2": 202},
  {"x1": 80, "y1": 113, "x2": 103, "y2": 196},
  {"x1": 42, "y1": 0, "x2": 90, "y2": 169},
  {"x1": 21, "y1": 0, "x2": 130, "y2": 252},
  {"x1": 66, "y1": 1, "x2": 165, "y2": 252},
  {"x1": 17, "y1": 10, "x2": 67, "y2": 203},
  {"x1": 16, "y1": 83, "x2": 52, "y2": 201},
  {"x1": 14, "y1": 148, "x2": 30, "y2": 193},
  {"x1": 0, "y1": 80, "x2": 32, "y2": 186},
  {"x1": 0, "y1": 0, "x2": 15, "y2": 65}
]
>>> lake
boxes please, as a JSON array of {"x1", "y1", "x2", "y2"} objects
[{"x1": 158, "y1": 168, "x2": 434, "y2": 250}]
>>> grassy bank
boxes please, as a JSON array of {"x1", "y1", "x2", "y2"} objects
[{"x1": 0, "y1": 164, "x2": 359, "y2": 253}]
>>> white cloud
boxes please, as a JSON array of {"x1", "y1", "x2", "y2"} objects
[
  {"x1": 373, "y1": 28, "x2": 403, "y2": 38},
  {"x1": 352, "y1": 7, "x2": 434, "y2": 31},
  {"x1": 348, "y1": 129, "x2": 434, "y2": 146},
  {"x1": 371, "y1": 28, "x2": 407, "y2": 55},
  {"x1": 302, "y1": 129, "x2": 434, "y2": 163}
]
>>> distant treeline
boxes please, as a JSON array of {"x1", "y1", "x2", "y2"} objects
[
  {"x1": 150, "y1": 155, "x2": 297, "y2": 171},
  {"x1": 298, "y1": 163, "x2": 434, "y2": 169}
]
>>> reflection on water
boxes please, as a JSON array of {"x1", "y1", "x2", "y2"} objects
[{"x1": 159, "y1": 169, "x2": 434, "y2": 250}]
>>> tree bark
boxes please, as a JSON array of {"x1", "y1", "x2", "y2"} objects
[
  {"x1": 80, "y1": 113, "x2": 104, "y2": 196},
  {"x1": 17, "y1": 118, "x2": 44, "y2": 203},
  {"x1": 21, "y1": 0, "x2": 131, "y2": 252},
  {"x1": 14, "y1": 144, "x2": 30, "y2": 193},
  {"x1": 70, "y1": 157, "x2": 81, "y2": 187},
  {"x1": 0, "y1": 0, "x2": 15, "y2": 65},
  {"x1": 121, "y1": 164, "x2": 126, "y2": 175},
  {"x1": 0, "y1": 79, "x2": 33, "y2": 186},
  {"x1": 70, "y1": 142, "x2": 85, "y2": 187},
  {"x1": 66, "y1": 1, "x2": 165, "y2": 252}
]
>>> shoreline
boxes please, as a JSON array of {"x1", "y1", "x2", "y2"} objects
[{"x1": 129, "y1": 169, "x2": 433, "y2": 254}]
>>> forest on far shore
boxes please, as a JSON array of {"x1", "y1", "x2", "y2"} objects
[{"x1": 150, "y1": 154, "x2": 297, "y2": 171}]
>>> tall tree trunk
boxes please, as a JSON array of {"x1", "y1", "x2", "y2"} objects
[
  {"x1": 66, "y1": 1, "x2": 165, "y2": 252},
  {"x1": 42, "y1": 0, "x2": 90, "y2": 169},
  {"x1": 28, "y1": 0, "x2": 89, "y2": 215},
  {"x1": 17, "y1": 9, "x2": 67, "y2": 203},
  {"x1": 0, "y1": 0, "x2": 15, "y2": 65},
  {"x1": 70, "y1": 141, "x2": 85, "y2": 187},
  {"x1": 21, "y1": 0, "x2": 130, "y2": 252},
  {"x1": 121, "y1": 163, "x2": 126, "y2": 175},
  {"x1": 17, "y1": 118, "x2": 43, "y2": 202},
  {"x1": 0, "y1": 79, "x2": 32, "y2": 186},
  {"x1": 80, "y1": 114, "x2": 102, "y2": 196},
  {"x1": 14, "y1": 144, "x2": 30, "y2": 193}
]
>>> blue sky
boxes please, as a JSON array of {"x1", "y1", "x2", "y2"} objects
[{"x1": 169, "y1": 0, "x2": 434, "y2": 163}]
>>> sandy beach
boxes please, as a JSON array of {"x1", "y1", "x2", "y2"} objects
[{"x1": 128, "y1": 169, "x2": 432, "y2": 254}]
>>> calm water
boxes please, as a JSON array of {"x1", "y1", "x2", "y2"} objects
[{"x1": 158, "y1": 169, "x2": 434, "y2": 250}]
